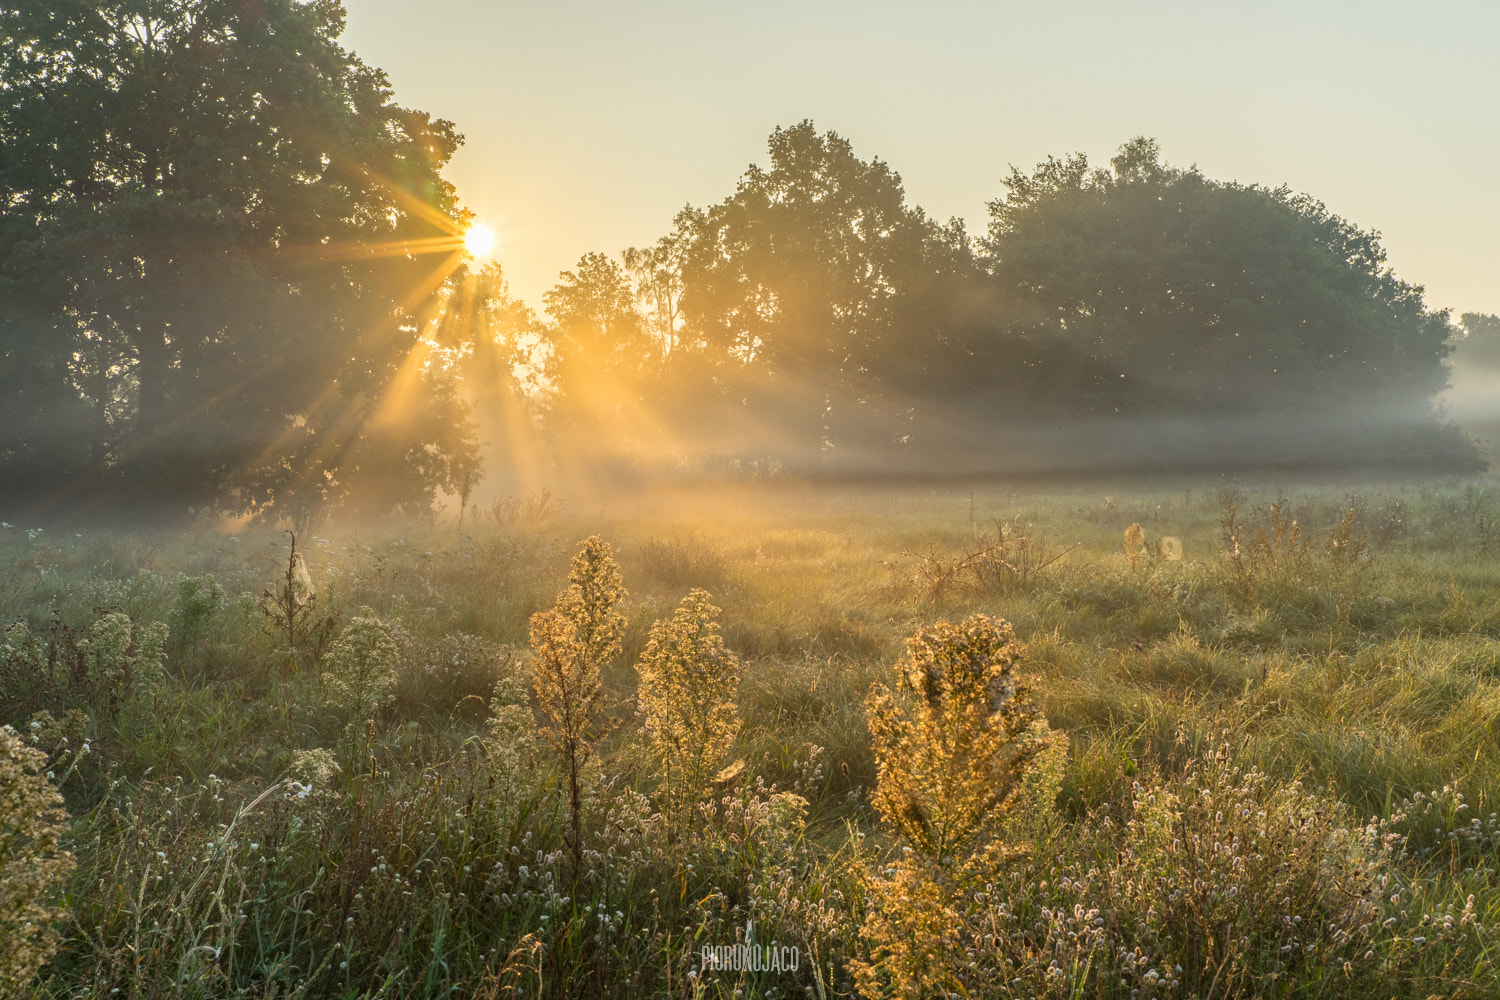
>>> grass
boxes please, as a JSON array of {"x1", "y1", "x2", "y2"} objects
[{"x1": 3, "y1": 474, "x2": 1500, "y2": 997}]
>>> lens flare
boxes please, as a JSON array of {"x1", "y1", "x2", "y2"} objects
[{"x1": 464, "y1": 223, "x2": 496, "y2": 259}]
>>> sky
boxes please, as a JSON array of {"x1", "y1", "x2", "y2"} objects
[{"x1": 340, "y1": 0, "x2": 1499, "y2": 321}]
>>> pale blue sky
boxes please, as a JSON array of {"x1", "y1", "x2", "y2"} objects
[{"x1": 341, "y1": 0, "x2": 1498, "y2": 319}]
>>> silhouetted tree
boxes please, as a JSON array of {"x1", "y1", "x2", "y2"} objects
[
  {"x1": 977, "y1": 138, "x2": 1475, "y2": 469},
  {"x1": 676, "y1": 121, "x2": 968, "y2": 460},
  {"x1": 0, "y1": 0, "x2": 481, "y2": 517},
  {"x1": 984, "y1": 138, "x2": 1453, "y2": 418},
  {"x1": 1457, "y1": 312, "x2": 1500, "y2": 367}
]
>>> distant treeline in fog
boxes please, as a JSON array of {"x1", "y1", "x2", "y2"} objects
[{"x1": 0, "y1": 2, "x2": 1489, "y2": 523}]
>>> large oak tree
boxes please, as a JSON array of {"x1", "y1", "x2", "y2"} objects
[{"x1": 0, "y1": 0, "x2": 481, "y2": 518}]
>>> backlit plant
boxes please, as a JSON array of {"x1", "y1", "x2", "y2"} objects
[{"x1": 636, "y1": 588, "x2": 741, "y2": 834}]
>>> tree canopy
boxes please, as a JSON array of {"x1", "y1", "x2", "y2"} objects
[
  {"x1": 530, "y1": 129, "x2": 1476, "y2": 474},
  {"x1": 983, "y1": 138, "x2": 1453, "y2": 421},
  {"x1": 0, "y1": 0, "x2": 481, "y2": 519},
  {"x1": 3, "y1": 49, "x2": 1484, "y2": 514}
]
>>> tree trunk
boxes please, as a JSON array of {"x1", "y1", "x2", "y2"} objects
[{"x1": 133, "y1": 324, "x2": 169, "y2": 436}]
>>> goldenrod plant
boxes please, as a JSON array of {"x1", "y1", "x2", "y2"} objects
[
  {"x1": 529, "y1": 607, "x2": 596, "y2": 883},
  {"x1": 0, "y1": 725, "x2": 74, "y2": 996},
  {"x1": 857, "y1": 614, "x2": 1051, "y2": 997},
  {"x1": 864, "y1": 613, "x2": 1046, "y2": 861},
  {"x1": 636, "y1": 588, "x2": 741, "y2": 833},
  {"x1": 530, "y1": 536, "x2": 628, "y2": 882},
  {"x1": 556, "y1": 534, "x2": 627, "y2": 670}
]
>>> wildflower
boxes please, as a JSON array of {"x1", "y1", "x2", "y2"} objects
[{"x1": 533, "y1": 536, "x2": 626, "y2": 881}]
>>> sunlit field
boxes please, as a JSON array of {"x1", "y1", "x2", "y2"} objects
[{"x1": 4, "y1": 475, "x2": 1500, "y2": 998}]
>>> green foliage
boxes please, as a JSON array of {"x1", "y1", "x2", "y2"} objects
[
  {"x1": 0, "y1": 0, "x2": 479, "y2": 517},
  {"x1": 670, "y1": 121, "x2": 970, "y2": 456},
  {"x1": 167, "y1": 573, "x2": 224, "y2": 665},
  {"x1": 0, "y1": 724, "x2": 74, "y2": 996},
  {"x1": 986, "y1": 139, "x2": 1446, "y2": 415},
  {"x1": 542, "y1": 252, "x2": 655, "y2": 440},
  {"x1": 1457, "y1": 312, "x2": 1500, "y2": 367},
  {"x1": 9, "y1": 482, "x2": 1500, "y2": 997},
  {"x1": 1, "y1": 611, "x2": 166, "y2": 726},
  {"x1": 636, "y1": 589, "x2": 742, "y2": 831}
]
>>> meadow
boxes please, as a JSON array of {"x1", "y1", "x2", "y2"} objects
[{"x1": 4, "y1": 475, "x2": 1500, "y2": 999}]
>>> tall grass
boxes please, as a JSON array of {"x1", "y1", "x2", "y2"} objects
[{"x1": 3, "y1": 477, "x2": 1500, "y2": 996}]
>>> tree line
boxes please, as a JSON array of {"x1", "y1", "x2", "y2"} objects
[{"x1": 1, "y1": 1, "x2": 1482, "y2": 523}]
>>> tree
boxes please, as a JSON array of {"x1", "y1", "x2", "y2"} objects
[
  {"x1": 540, "y1": 251, "x2": 655, "y2": 452},
  {"x1": 0, "y1": 0, "x2": 480, "y2": 517},
  {"x1": 623, "y1": 206, "x2": 703, "y2": 360},
  {"x1": 676, "y1": 121, "x2": 967, "y2": 459},
  {"x1": 432, "y1": 260, "x2": 548, "y2": 502},
  {"x1": 983, "y1": 138, "x2": 1450, "y2": 417},
  {"x1": 1457, "y1": 312, "x2": 1500, "y2": 367},
  {"x1": 978, "y1": 138, "x2": 1475, "y2": 469}
]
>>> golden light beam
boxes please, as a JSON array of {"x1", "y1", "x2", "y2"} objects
[
  {"x1": 278, "y1": 234, "x2": 470, "y2": 263},
  {"x1": 241, "y1": 249, "x2": 470, "y2": 479}
]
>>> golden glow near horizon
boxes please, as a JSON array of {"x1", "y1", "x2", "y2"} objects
[{"x1": 464, "y1": 223, "x2": 496, "y2": 259}]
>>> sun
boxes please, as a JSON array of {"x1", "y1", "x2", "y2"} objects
[{"x1": 464, "y1": 223, "x2": 496, "y2": 259}]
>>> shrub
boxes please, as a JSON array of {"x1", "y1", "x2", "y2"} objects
[
  {"x1": 0, "y1": 724, "x2": 75, "y2": 995},
  {"x1": 636, "y1": 588, "x2": 741, "y2": 833}
]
